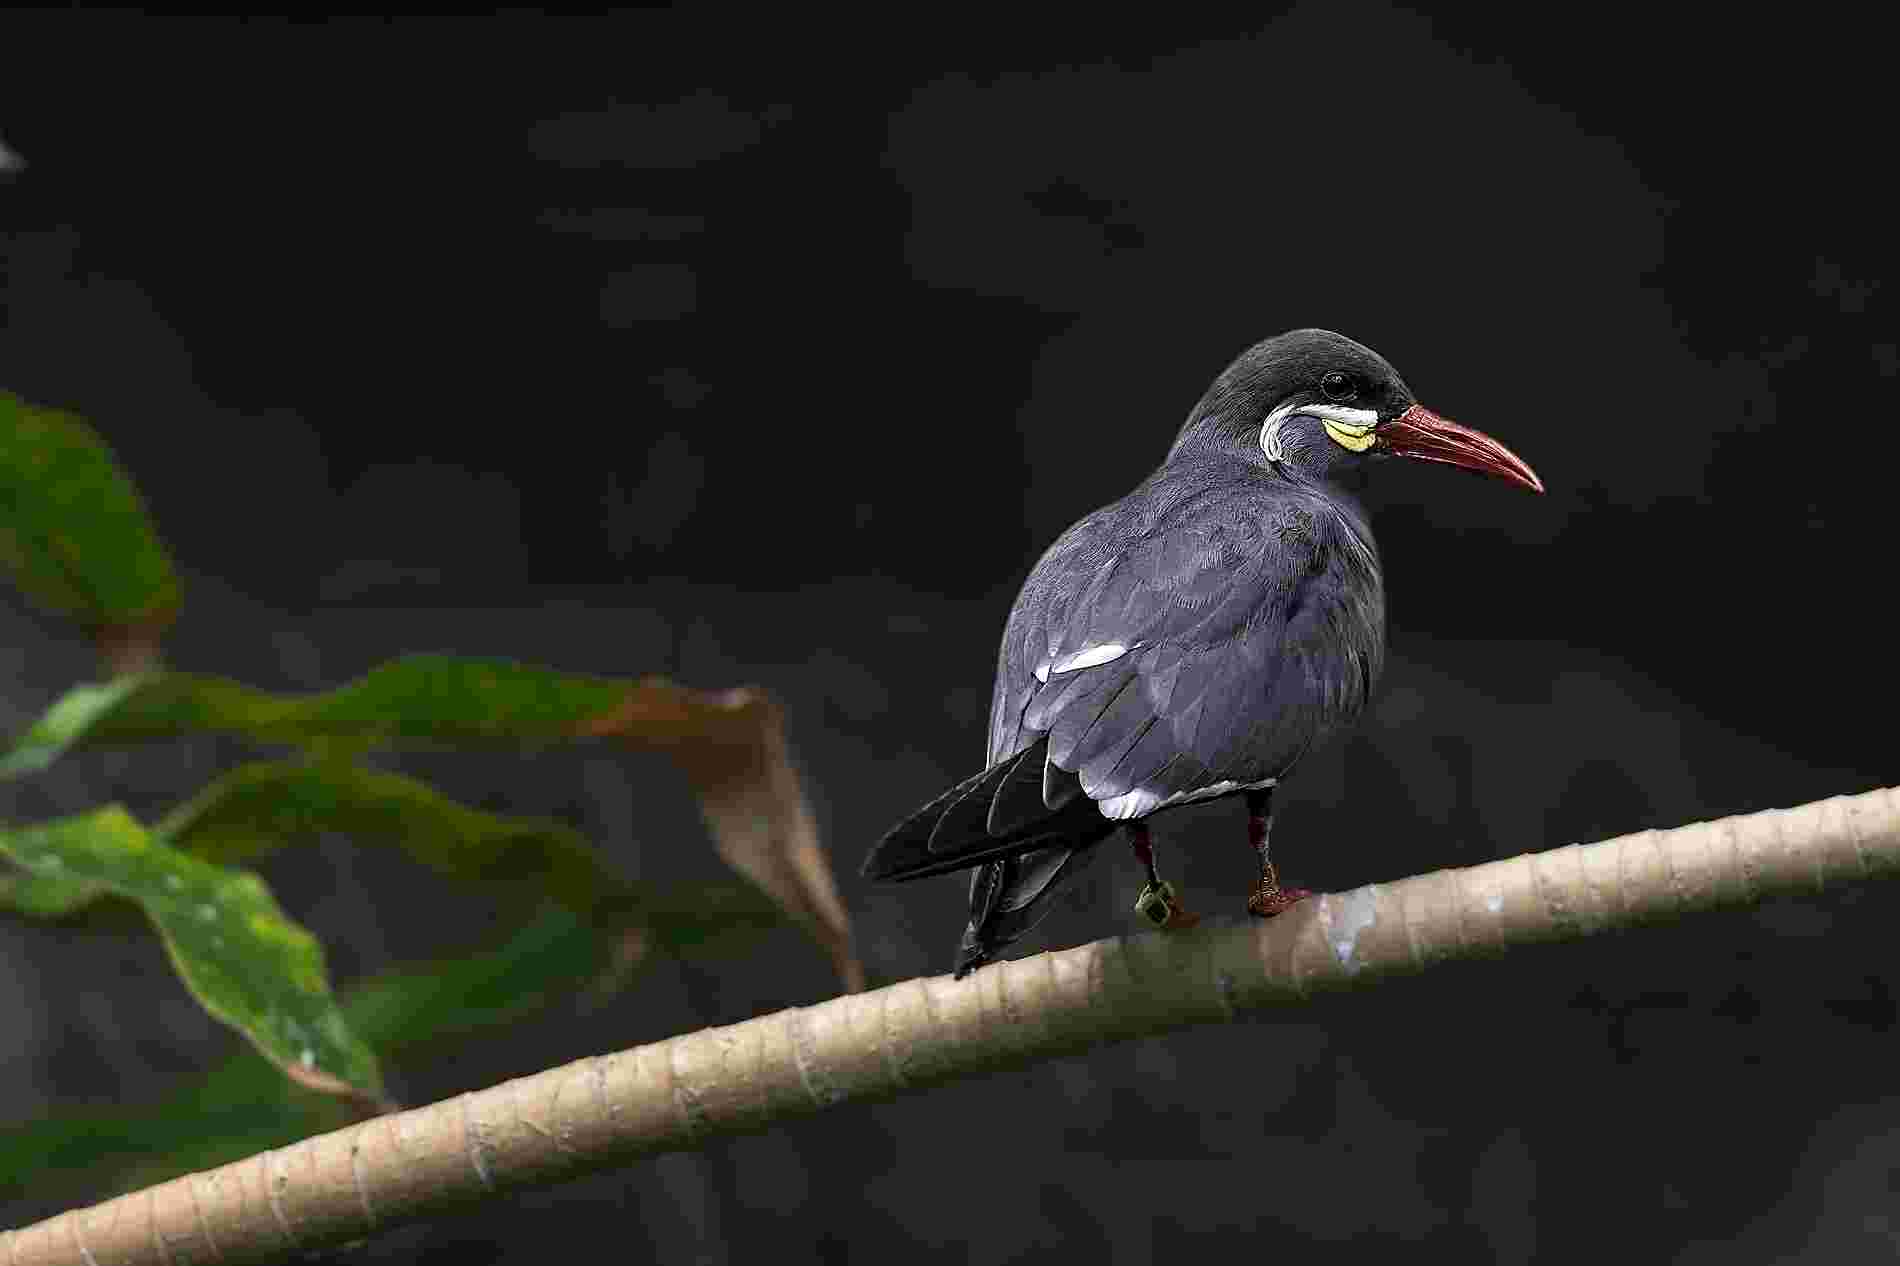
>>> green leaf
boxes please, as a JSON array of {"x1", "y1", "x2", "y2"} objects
[
  {"x1": 4, "y1": 761, "x2": 787, "y2": 957},
  {"x1": 0, "y1": 866, "x2": 108, "y2": 918},
  {"x1": 156, "y1": 759, "x2": 636, "y2": 921},
  {"x1": 0, "y1": 674, "x2": 147, "y2": 779},
  {"x1": 3, "y1": 656, "x2": 863, "y2": 989},
  {"x1": 1, "y1": 895, "x2": 791, "y2": 1202},
  {"x1": 0, "y1": 806, "x2": 383, "y2": 1106},
  {"x1": 342, "y1": 904, "x2": 615, "y2": 1049},
  {"x1": 0, "y1": 390, "x2": 181, "y2": 654},
  {"x1": 83, "y1": 908, "x2": 614, "y2": 1199}
]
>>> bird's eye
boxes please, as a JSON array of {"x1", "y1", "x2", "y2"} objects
[{"x1": 1320, "y1": 371, "x2": 1356, "y2": 401}]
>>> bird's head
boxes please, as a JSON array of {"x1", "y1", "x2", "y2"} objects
[{"x1": 1171, "y1": 328, "x2": 1544, "y2": 494}]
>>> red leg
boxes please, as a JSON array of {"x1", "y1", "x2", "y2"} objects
[
  {"x1": 1246, "y1": 789, "x2": 1312, "y2": 918},
  {"x1": 1127, "y1": 822, "x2": 1200, "y2": 930}
]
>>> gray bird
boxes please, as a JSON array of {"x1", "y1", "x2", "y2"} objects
[{"x1": 862, "y1": 329, "x2": 1543, "y2": 977}]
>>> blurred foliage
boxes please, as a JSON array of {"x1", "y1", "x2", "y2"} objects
[
  {"x1": 0, "y1": 390, "x2": 179, "y2": 661},
  {"x1": 4, "y1": 905, "x2": 602, "y2": 1203},
  {"x1": 2, "y1": 656, "x2": 861, "y2": 986},
  {"x1": 160, "y1": 759, "x2": 631, "y2": 916},
  {"x1": 0, "y1": 807, "x2": 385, "y2": 1106},
  {"x1": 0, "y1": 391, "x2": 858, "y2": 1185},
  {"x1": 2, "y1": 892, "x2": 795, "y2": 1204}
]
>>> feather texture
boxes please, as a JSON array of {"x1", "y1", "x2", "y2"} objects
[
  {"x1": 861, "y1": 461, "x2": 1385, "y2": 955},
  {"x1": 864, "y1": 328, "x2": 1422, "y2": 976}
]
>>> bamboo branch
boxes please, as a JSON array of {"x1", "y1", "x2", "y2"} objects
[{"x1": 7, "y1": 785, "x2": 1898, "y2": 1263}]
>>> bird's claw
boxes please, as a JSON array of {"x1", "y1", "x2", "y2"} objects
[
  {"x1": 1134, "y1": 880, "x2": 1201, "y2": 929},
  {"x1": 1247, "y1": 883, "x2": 1314, "y2": 918}
]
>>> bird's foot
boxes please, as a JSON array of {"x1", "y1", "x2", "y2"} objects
[
  {"x1": 1246, "y1": 880, "x2": 1314, "y2": 919},
  {"x1": 1134, "y1": 880, "x2": 1202, "y2": 930}
]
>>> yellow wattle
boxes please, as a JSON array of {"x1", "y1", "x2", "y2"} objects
[{"x1": 1323, "y1": 419, "x2": 1377, "y2": 453}]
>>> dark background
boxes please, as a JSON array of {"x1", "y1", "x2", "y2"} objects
[{"x1": 3, "y1": 6, "x2": 1895, "y2": 1261}]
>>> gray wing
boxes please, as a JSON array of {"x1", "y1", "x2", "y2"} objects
[{"x1": 985, "y1": 477, "x2": 1383, "y2": 826}]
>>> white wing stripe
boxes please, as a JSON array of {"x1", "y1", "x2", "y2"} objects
[
  {"x1": 1035, "y1": 642, "x2": 1137, "y2": 685},
  {"x1": 1098, "y1": 776, "x2": 1277, "y2": 821}
]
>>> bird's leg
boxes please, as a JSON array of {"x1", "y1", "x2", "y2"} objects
[
  {"x1": 1245, "y1": 789, "x2": 1313, "y2": 918},
  {"x1": 1127, "y1": 822, "x2": 1200, "y2": 930}
]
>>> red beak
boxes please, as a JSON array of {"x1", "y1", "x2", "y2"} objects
[{"x1": 1378, "y1": 404, "x2": 1544, "y2": 494}]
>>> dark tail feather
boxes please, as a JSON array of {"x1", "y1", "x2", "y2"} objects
[
  {"x1": 926, "y1": 750, "x2": 1020, "y2": 852},
  {"x1": 867, "y1": 830, "x2": 1076, "y2": 884},
  {"x1": 865, "y1": 737, "x2": 1119, "y2": 976},
  {"x1": 954, "y1": 834, "x2": 1113, "y2": 977},
  {"x1": 861, "y1": 765, "x2": 994, "y2": 880},
  {"x1": 862, "y1": 737, "x2": 1090, "y2": 883},
  {"x1": 985, "y1": 745, "x2": 1053, "y2": 835}
]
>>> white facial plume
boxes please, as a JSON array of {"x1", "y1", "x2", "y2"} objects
[{"x1": 1260, "y1": 402, "x2": 1381, "y2": 464}]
